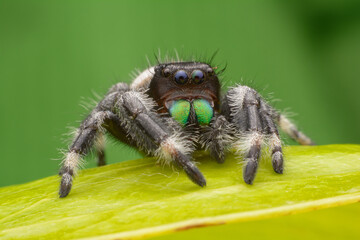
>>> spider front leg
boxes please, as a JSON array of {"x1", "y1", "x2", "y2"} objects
[
  {"x1": 60, "y1": 87, "x2": 207, "y2": 198},
  {"x1": 224, "y1": 86, "x2": 283, "y2": 184},
  {"x1": 118, "y1": 92, "x2": 206, "y2": 187}
]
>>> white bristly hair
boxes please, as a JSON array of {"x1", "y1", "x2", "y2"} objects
[
  {"x1": 120, "y1": 90, "x2": 157, "y2": 112},
  {"x1": 155, "y1": 131, "x2": 194, "y2": 166},
  {"x1": 227, "y1": 85, "x2": 253, "y2": 117},
  {"x1": 61, "y1": 151, "x2": 84, "y2": 175},
  {"x1": 130, "y1": 66, "x2": 155, "y2": 90},
  {"x1": 92, "y1": 111, "x2": 109, "y2": 131},
  {"x1": 269, "y1": 133, "x2": 282, "y2": 150},
  {"x1": 232, "y1": 131, "x2": 266, "y2": 157}
]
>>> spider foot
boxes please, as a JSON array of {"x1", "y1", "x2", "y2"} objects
[
  {"x1": 176, "y1": 152, "x2": 206, "y2": 187},
  {"x1": 272, "y1": 151, "x2": 284, "y2": 174},
  {"x1": 59, "y1": 173, "x2": 73, "y2": 198},
  {"x1": 183, "y1": 164, "x2": 207, "y2": 187},
  {"x1": 243, "y1": 159, "x2": 258, "y2": 185}
]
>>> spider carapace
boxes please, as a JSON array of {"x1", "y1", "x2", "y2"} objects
[
  {"x1": 59, "y1": 61, "x2": 314, "y2": 198},
  {"x1": 149, "y1": 62, "x2": 220, "y2": 125}
]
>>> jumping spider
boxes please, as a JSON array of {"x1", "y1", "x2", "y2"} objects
[{"x1": 59, "y1": 60, "x2": 314, "y2": 197}]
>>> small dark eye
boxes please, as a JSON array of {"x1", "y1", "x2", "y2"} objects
[
  {"x1": 174, "y1": 70, "x2": 188, "y2": 84},
  {"x1": 191, "y1": 70, "x2": 204, "y2": 84},
  {"x1": 163, "y1": 68, "x2": 171, "y2": 77},
  {"x1": 206, "y1": 68, "x2": 214, "y2": 75}
]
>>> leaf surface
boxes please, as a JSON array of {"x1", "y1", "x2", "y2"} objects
[{"x1": 0, "y1": 145, "x2": 359, "y2": 239}]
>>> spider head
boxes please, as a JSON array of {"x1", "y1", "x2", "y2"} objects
[
  {"x1": 149, "y1": 61, "x2": 220, "y2": 108},
  {"x1": 148, "y1": 62, "x2": 221, "y2": 126}
]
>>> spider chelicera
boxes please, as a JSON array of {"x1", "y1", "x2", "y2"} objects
[{"x1": 59, "y1": 60, "x2": 314, "y2": 197}]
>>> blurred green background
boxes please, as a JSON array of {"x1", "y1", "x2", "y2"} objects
[{"x1": 0, "y1": 0, "x2": 359, "y2": 187}]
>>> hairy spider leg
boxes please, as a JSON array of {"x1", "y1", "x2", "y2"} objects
[
  {"x1": 59, "y1": 110, "x2": 115, "y2": 198},
  {"x1": 92, "y1": 82, "x2": 131, "y2": 167},
  {"x1": 259, "y1": 99, "x2": 283, "y2": 174},
  {"x1": 222, "y1": 86, "x2": 265, "y2": 184},
  {"x1": 198, "y1": 115, "x2": 233, "y2": 164},
  {"x1": 118, "y1": 91, "x2": 206, "y2": 187},
  {"x1": 95, "y1": 132, "x2": 106, "y2": 166},
  {"x1": 276, "y1": 114, "x2": 315, "y2": 145},
  {"x1": 223, "y1": 85, "x2": 314, "y2": 185},
  {"x1": 241, "y1": 89, "x2": 265, "y2": 184},
  {"x1": 59, "y1": 82, "x2": 206, "y2": 198}
]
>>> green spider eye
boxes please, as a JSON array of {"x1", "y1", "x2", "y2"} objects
[
  {"x1": 193, "y1": 99, "x2": 213, "y2": 125},
  {"x1": 169, "y1": 100, "x2": 191, "y2": 126}
]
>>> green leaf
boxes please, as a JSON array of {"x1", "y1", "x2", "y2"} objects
[
  {"x1": 151, "y1": 203, "x2": 360, "y2": 240},
  {"x1": 0, "y1": 145, "x2": 360, "y2": 240}
]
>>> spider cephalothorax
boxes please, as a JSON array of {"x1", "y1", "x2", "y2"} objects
[
  {"x1": 59, "y1": 60, "x2": 314, "y2": 198},
  {"x1": 148, "y1": 62, "x2": 220, "y2": 126}
]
